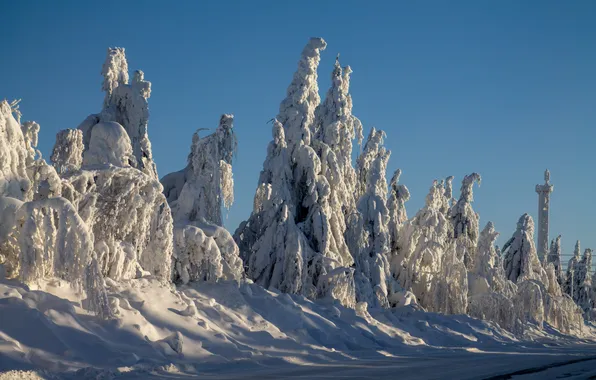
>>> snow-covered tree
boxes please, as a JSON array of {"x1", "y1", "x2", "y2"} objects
[
  {"x1": 60, "y1": 122, "x2": 172, "y2": 281},
  {"x1": 355, "y1": 128, "x2": 386, "y2": 201},
  {"x1": 0, "y1": 101, "x2": 34, "y2": 200},
  {"x1": 78, "y1": 48, "x2": 158, "y2": 178},
  {"x1": 564, "y1": 240, "x2": 581, "y2": 297},
  {"x1": 51, "y1": 129, "x2": 84, "y2": 174},
  {"x1": 163, "y1": 114, "x2": 237, "y2": 226},
  {"x1": 313, "y1": 55, "x2": 363, "y2": 209},
  {"x1": 574, "y1": 248, "x2": 592, "y2": 313},
  {"x1": 394, "y1": 180, "x2": 467, "y2": 314},
  {"x1": 348, "y1": 144, "x2": 399, "y2": 308},
  {"x1": 450, "y1": 173, "x2": 481, "y2": 269},
  {"x1": 502, "y1": 214, "x2": 547, "y2": 284},
  {"x1": 161, "y1": 115, "x2": 243, "y2": 284},
  {"x1": 546, "y1": 235, "x2": 562, "y2": 285},
  {"x1": 235, "y1": 38, "x2": 358, "y2": 308}
]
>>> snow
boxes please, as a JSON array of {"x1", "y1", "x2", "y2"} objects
[{"x1": 0, "y1": 276, "x2": 595, "y2": 379}]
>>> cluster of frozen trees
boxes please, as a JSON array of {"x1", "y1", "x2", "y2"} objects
[
  {"x1": 0, "y1": 48, "x2": 242, "y2": 320},
  {"x1": 0, "y1": 40, "x2": 591, "y2": 336},
  {"x1": 233, "y1": 38, "x2": 584, "y2": 334}
]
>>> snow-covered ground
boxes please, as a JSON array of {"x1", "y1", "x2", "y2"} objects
[{"x1": 1, "y1": 276, "x2": 595, "y2": 379}]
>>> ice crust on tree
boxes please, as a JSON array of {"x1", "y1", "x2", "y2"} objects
[
  {"x1": 82, "y1": 122, "x2": 135, "y2": 168},
  {"x1": 78, "y1": 47, "x2": 158, "y2": 179},
  {"x1": 161, "y1": 115, "x2": 242, "y2": 285}
]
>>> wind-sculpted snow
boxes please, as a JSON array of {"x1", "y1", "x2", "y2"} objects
[{"x1": 79, "y1": 47, "x2": 158, "y2": 178}]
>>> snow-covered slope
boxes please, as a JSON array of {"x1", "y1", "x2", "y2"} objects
[{"x1": 0, "y1": 276, "x2": 595, "y2": 379}]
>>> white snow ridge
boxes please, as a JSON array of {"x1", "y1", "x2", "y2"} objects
[{"x1": 1, "y1": 40, "x2": 596, "y2": 380}]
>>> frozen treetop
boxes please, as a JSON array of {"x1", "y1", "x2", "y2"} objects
[
  {"x1": 278, "y1": 37, "x2": 327, "y2": 148},
  {"x1": 79, "y1": 47, "x2": 158, "y2": 178},
  {"x1": 101, "y1": 47, "x2": 129, "y2": 107}
]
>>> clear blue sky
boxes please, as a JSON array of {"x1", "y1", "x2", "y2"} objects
[{"x1": 2, "y1": 0, "x2": 594, "y2": 261}]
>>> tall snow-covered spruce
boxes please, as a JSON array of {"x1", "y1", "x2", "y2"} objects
[{"x1": 235, "y1": 38, "x2": 370, "y2": 308}]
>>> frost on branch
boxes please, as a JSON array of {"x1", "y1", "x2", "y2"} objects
[
  {"x1": 78, "y1": 47, "x2": 158, "y2": 179},
  {"x1": 394, "y1": 180, "x2": 467, "y2": 314},
  {"x1": 502, "y1": 214, "x2": 547, "y2": 284},
  {"x1": 450, "y1": 173, "x2": 481, "y2": 269},
  {"x1": 51, "y1": 129, "x2": 84, "y2": 174},
  {"x1": 161, "y1": 115, "x2": 242, "y2": 284}
]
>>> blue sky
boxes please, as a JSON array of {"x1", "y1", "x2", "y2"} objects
[{"x1": 1, "y1": 0, "x2": 594, "y2": 261}]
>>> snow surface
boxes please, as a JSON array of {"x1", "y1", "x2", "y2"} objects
[{"x1": 1, "y1": 276, "x2": 596, "y2": 379}]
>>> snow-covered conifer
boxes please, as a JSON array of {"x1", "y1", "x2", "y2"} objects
[
  {"x1": 394, "y1": 180, "x2": 467, "y2": 314},
  {"x1": 563, "y1": 240, "x2": 581, "y2": 297},
  {"x1": 350, "y1": 145, "x2": 398, "y2": 308},
  {"x1": 450, "y1": 173, "x2": 481, "y2": 269},
  {"x1": 502, "y1": 214, "x2": 547, "y2": 284}
]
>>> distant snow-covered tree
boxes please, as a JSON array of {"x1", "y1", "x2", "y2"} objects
[
  {"x1": 502, "y1": 214, "x2": 547, "y2": 284},
  {"x1": 564, "y1": 241, "x2": 581, "y2": 297},
  {"x1": 450, "y1": 173, "x2": 481, "y2": 269},
  {"x1": 546, "y1": 235, "x2": 562, "y2": 285}
]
